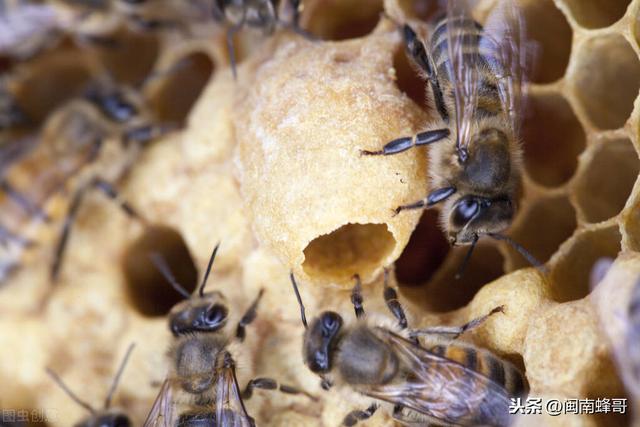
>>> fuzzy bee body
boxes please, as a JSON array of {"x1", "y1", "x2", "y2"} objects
[
  {"x1": 146, "y1": 290, "x2": 256, "y2": 427},
  {"x1": 312, "y1": 319, "x2": 526, "y2": 427},
  {"x1": 363, "y1": 0, "x2": 537, "y2": 269},
  {"x1": 213, "y1": 0, "x2": 308, "y2": 78},
  {"x1": 145, "y1": 246, "x2": 309, "y2": 427},
  {"x1": 0, "y1": 80, "x2": 170, "y2": 284},
  {"x1": 425, "y1": 10, "x2": 525, "y2": 246},
  {"x1": 292, "y1": 274, "x2": 527, "y2": 427}
]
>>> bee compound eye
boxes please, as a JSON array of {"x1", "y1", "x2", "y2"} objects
[
  {"x1": 204, "y1": 304, "x2": 228, "y2": 327},
  {"x1": 312, "y1": 350, "x2": 329, "y2": 372},
  {"x1": 454, "y1": 198, "x2": 480, "y2": 223},
  {"x1": 321, "y1": 312, "x2": 341, "y2": 333}
]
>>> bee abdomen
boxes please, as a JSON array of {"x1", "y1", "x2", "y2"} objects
[
  {"x1": 429, "y1": 344, "x2": 528, "y2": 397},
  {"x1": 177, "y1": 409, "x2": 250, "y2": 427},
  {"x1": 479, "y1": 352, "x2": 528, "y2": 397},
  {"x1": 177, "y1": 412, "x2": 215, "y2": 427},
  {"x1": 429, "y1": 16, "x2": 503, "y2": 119}
]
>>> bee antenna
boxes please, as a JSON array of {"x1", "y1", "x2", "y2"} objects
[
  {"x1": 104, "y1": 343, "x2": 135, "y2": 410},
  {"x1": 455, "y1": 234, "x2": 479, "y2": 280},
  {"x1": 199, "y1": 242, "x2": 220, "y2": 297},
  {"x1": 487, "y1": 233, "x2": 548, "y2": 274},
  {"x1": 290, "y1": 272, "x2": 308, "y2": 329},
  {"x1": 149, "y1": 252, "x2": 192, "y2": 299},
  {"x1": 46, "y1": 368, "x2": 96, "y2": 415}
]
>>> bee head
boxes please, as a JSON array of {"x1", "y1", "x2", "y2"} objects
[
  {"x1": 303, "y1": 311, "x2": 344, "y2": 374},
  {"x1": 86, "y1": 86, "x2": 139, "y2": 124},
  {"x1": 77, "y1": 411, "x2": 131, "y2": 427},
  {"x1": 448, "y1": 195, "x2": 514, "y2": 245},
  {"x1": 168, "y1": 292, "x2": 229, "y2": 336}
]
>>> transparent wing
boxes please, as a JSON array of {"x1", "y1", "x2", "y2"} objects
[
  {"x1": 480, "y1": 0, "x2": 535, "y2": 135},
  {"x1": 445, "y1": 0, "x2": 480, "y2": 156},
  {"x1": 143, "y1": 379, "x2": 176, "y2": 427},
  {"x1": 366, "y1": 329, "x2": 513, "y2": 427},
  {"x1": 215, "y1": 357, "x2": 255, "y2": 427}
]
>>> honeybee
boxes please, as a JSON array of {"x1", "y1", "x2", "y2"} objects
[
  {"x1": 46, "y1": 343, "x2": 135, "y2": 427},
  {"x1": 363, "y1": 0, "x2": 541, "y2": 271},
  {"x1": 144, "y1": 244, "x2": 312, "y2": 427},
  {"x1": 212, "y1": 0, "x2": 312, "y2": 78},
  {"x1": 591, "y1": 259, "x2": 640, "y2": 420},
  {"x1": 291, "y1": 272, "x2": 528, "y2": 426},
  {"x1": 0, "y1": 76, "x2": 174, "y2": 284}
]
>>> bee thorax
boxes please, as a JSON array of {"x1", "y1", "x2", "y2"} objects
[
  {"x1": 337, "y1": 327, "x2": 399, "y2": 385},
  {"x1": 173, "y1": 335, "x2": 226, "y2": 393},
  {"x1": 461, "y1": 128, "x2": 511, "y2": 192}
]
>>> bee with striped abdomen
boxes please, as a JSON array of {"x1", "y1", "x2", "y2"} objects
[
  {"x1": 46, "y1": 343, "x2": 135, "y2": 427},
  {"x1": 0, "y1": 74, "x2": 174, "y2": 285},
  {"x1": 363, "y1": 0, "x2": 542, "y2": 274},
  {"x1": 212, "y1": 0, "x2": 312, "y2": 78},
  {"x1": 144, "y1": 243, "x2": 313, "y2": 427},
  {"x1": 291, "y1": 271, "x2": 528, "y2": 426}
]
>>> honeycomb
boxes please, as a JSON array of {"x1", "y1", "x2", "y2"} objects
[{"x1": 0, "y1": 0, "x2": 639, "y2": 426}]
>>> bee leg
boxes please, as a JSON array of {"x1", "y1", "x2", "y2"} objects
[
  {"x1": 236, "y1": 288, "x2": 265, "y2": 341},
  {"x1": 351, "y1": 274, "x2": 365, "y2": 318},
  {"x1": 382, "y1": 268, "x2": 408, "y2": 329},
  {"x1": 51, "y1": 177, "x2": 144, "y2": 282},
  {"x1": 342, "y1": 404, "x2": 379, "y2": 426},
  {"x1": 227, "y1": 18, "x2": 246, "y2": 80},
  {"x1": 394, "y1": 186, "x2": 456, "y2": 215},
  {"x1": 0, "y1": 179, "x2": 49, "y2": 221},
  {"x1": 278, "y1": 1, "x2": 317, "y2": 41},
  {"x1": 409, "y1": 305, "x2": 505, "y2": 340},
  {"x1": 360, "y1": 128, "x2": 449, "y2": 156},
  {"x1": 123, "y1": 123, "x2": 177, "y2": 147},
  {"x1": 402, "y1": 24, "x2": 449, "y2": 123},
  {"x1": 242, "y1": 377, "x2": 316, "y2": 401},
  {"x1": 91, "y1": 178, "x2": 145, "y2": 221}
]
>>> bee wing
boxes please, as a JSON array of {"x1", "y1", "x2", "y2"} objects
[
  {"x1": 444, "y1": 0, "x2": 481, "y2": 153},
  {"x1": 479, "y1": 0, "x2": 536, "y2": 135},
  {"x1": 143, "y1": 379, "x2": 176, "y2": 427},
  {"x1": 214, "y1": 362, "x2": 255, "y2": 427},
  {"x1": 366, "y1": 329, "x2": 513, "y2": 426}
]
